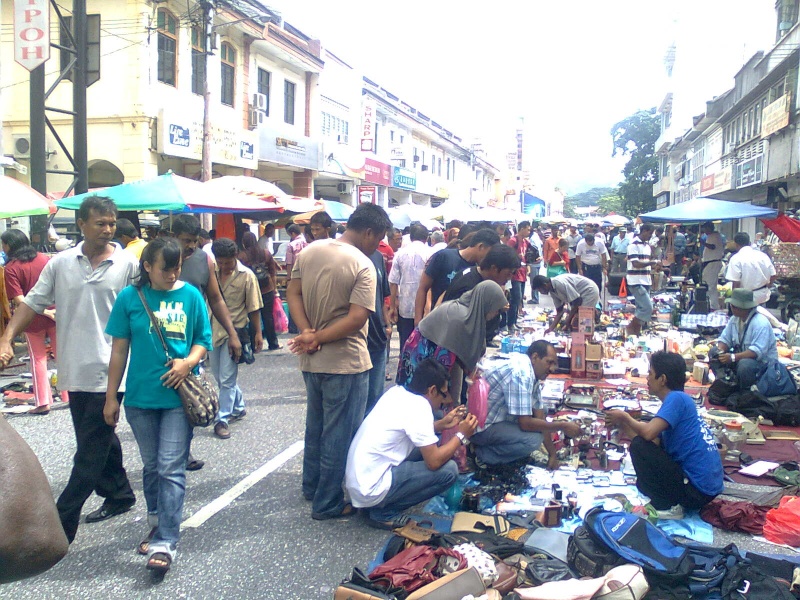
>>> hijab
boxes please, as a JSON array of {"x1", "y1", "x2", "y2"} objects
[{"x1": 418, "y1": 280, "x2": 508, "y2": 371}]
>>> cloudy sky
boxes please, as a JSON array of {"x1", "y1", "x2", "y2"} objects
[{"x1": 272, "y1": 0, "x2": 777, "y2": 194}]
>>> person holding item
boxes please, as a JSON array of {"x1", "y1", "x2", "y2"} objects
[
  {"x1": 104, "y1": 238, "x2": 212, "y2": 575},
  {"x1": 530, "y1": 274, "x2": 599, "y2": 333},
  {"x1": 605, "y1": 351, "x2": 723, "y2": 520},
  {"x1": 346, "y1": 359, "x2": 478, "y2": 529}
]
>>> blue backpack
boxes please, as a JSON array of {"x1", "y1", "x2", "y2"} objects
[{"x1": 583, "y1": 508, "x2": 693, "y2": 583}]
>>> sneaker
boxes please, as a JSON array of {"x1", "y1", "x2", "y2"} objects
[
  {"x1": 655, "y1": 504, "x2": 684, "y2": 520},
  {"x1": 214, "y1": 422, "x2": 231, "y2": 439},
  {"x1": 229, "y1": 409, "x2": 247, "y2": 422}
]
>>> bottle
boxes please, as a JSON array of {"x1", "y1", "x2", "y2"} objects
[{"x1": 501, "y1": 336, "x2": 510, "y2": 353}]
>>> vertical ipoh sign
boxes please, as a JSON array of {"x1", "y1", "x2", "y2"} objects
[{"x1": 14, "y1": 0, "x2": 50, "y2": 71}]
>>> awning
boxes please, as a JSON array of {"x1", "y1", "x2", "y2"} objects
[
  {"x1": 639, "y1": 198, "x2": 778, "y2": 223},
  {"x1": 762, "y1": 213, "x2": 800, "y2": 242}
]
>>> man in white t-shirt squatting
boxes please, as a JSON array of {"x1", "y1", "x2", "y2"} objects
[{"x1": 345, "y1": 359, "x2": 478, "y2": 529}]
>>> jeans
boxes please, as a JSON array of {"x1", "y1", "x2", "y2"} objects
[
  {"x1": 209, "y1": 344, "x2": 244, "y2": 424},
  {"x1": 630, "y1": 436, "x2": 716, "y2": 510},
  {"x1": 260, "y1": 290, "x2": 281, "y2": 349},
  {"x1": 26, "y1": 326, "x2": 68, "y2": 407},
  {"x1": 736, "y1": 358, "x2": 766, "y2": 391},
  {"x1": 582, "y1": 264, "x2": 603, "y2": 294},
  {"x1": 125, "y1": 406, "x2": 193, "y2": 558},
  {"x1": 366, "y1": 343, "x2": 389, "y2": 416},
  {"x1": 368, "y1": 455, "x2": 458, "y2": 522},
  {"x1": 56, "y1": 391, "x2": 135, "y2": 543},
  {"x1": 302, "y1": 371, "x2": 369, "y2": 518},
  {"x1": 470, "y1": 420, "x2": 543, "y2": 465},
  {"x1": 507, "y1": 280, "x2": 524, "y2": 329},
  {"x1": 528, "y1": 272, "x2": 540, "y2": 304},
  {"x1": 397, "y1": 316, "x2": 415, "y2": 356}
]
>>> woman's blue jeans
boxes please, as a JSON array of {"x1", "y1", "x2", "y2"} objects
[{"x1": 125, "y1": 405, "x2": 192, "y2": 557}]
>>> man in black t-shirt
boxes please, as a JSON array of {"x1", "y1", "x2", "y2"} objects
[
  {"x1": 414, "y1": 228, "x2": 500, "y2": 324},
  {"x1": 366, "y1": 250, "x2": 392, "y2": 416}
]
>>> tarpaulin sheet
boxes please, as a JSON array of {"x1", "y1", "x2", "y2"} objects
[{"x1": 762, "y1": 213, "x2": 800, "y2": 242}]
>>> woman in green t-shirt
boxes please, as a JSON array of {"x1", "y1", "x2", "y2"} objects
[{"x1": 103, "y1": 238, "x2": 212, "y2": 576}]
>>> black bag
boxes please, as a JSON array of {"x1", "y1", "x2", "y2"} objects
[
  {"x1": 235, "y1": 326, "x2": 256, "y2": 365},
  {"x1": 708, "y1": 375, "x2": 739, "y2": 405},
  {"x1": 525, "y1": 557, "x2": 574, "y2": 585},
  {"x1": 721, "y1": 560, "x2": 796, "y2": 600},
  {"x1": 726, "y1": 391, "x2": 800, "y2": 426},
  {"x1": 250, "y1": 263, "x2": 270, "y2": 282},
  {"x1": 524, "y1": 243, "x2": 540, "y2": 265},
  {"x1": 567, "y1": 525, "x2": 626, "y2": 578}
]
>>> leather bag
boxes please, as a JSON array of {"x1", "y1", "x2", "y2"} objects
[
  {"x1": 368, "y1": 544, "x2": 466, "y2": 593},
  {"x1": 406, "y1": 568, "x2": 486, "y2": 600},
  {"x1": 451, "y1": 512, "x2": 511, "y2": 536},
  {"x1": 137, "y1": 288, "x2": 219, "y2": 427}
]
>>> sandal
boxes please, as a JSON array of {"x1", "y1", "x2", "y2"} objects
[
  {"x1": 311, "y1": 503, "x2": 357, "y2": 521},
  {"x1": 146, "y1": 552, "x2": 171, "y2": 575},
  {"x1": 137, "y1": 527, "x2": 158, "y2": 555}
]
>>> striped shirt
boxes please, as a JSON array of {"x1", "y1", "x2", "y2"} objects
[{"x1": 626, "y1": 236, "x2": 652, "y2": 286}]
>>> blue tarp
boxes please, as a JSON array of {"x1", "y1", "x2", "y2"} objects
[
  {"x1": 521, "y1": 191, "x2": 546, "y2": 218},
  {"x1": 640, "y1": 198, "x2": 778, "y2": 223}
]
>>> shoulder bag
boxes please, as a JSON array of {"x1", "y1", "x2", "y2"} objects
[
  {"x1": 215, "y1": 272, "x2": 256, "y2": 365},
  {"x1": 137, "y1": 288, "x2": 219, "y2": 427}
]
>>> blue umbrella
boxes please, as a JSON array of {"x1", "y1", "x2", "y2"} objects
[{"x1": 640, "y1": 198, "x2": 778, "y2": 223}]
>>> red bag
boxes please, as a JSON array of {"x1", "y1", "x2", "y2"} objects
[
  {"x1": 467, "y1": 375, "x2": 489, "y2": 428},
  {"x1": 368, "y1": 544, "x2": 466, "y2": 592},
  {"x1": 763, "y1": 495, "x2": 800, "y2": 547},
  {"x1": 273, "y1": 296, "x2": 288, "y2": 334}
]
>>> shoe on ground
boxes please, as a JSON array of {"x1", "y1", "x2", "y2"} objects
[
  {"x1": 267, "y1": 345, "x2": 283, "y2": 351},
  {"x1": 85, "y1": 500, "x2": 135, "y2": 523},
  {"x1": 214, "y1": 422, "x2": 230, "y2": 439},
  {"x1": 655, "y1": 504, "x2": 684, "y2": 520},
  {"x1": 186, "y1": 458, "x2": 205, "y2": 471},
  {"x1": 229, "y1": 410, "x2": 247, "y2": 422}
]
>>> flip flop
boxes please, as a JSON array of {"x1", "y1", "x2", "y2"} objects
[
  {"x1": 146, "y1": 552, "x2": 171, "y2": 575},
  {"x1": 137, "y1": 527, "x2": 158, "y2": 555}
]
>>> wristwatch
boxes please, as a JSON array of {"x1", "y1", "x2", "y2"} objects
[
  {"x1": 730, "y1": 354, "x2": 736, "y2": 363},
  {"x1": 455, "y1": 432, "x2": 470, "y2": 446}
]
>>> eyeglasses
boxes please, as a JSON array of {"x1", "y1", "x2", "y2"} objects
[{"x1": 436, "y1": 387, "x2": 449, "y2": 399}]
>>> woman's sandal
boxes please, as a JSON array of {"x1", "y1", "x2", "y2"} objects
[
  {"x1": 137, "y1": 527, "x2": 158, "y2": 555},
  {"x1": 146, "y1": 552, "x2": 171, "y2": 575}
]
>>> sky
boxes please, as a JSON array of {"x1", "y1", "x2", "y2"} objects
[{"x1": 271, "y1": 0, "x2": 777, "y2": 195}]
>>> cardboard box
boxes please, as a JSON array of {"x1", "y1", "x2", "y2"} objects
[
  {"x1": 577, "y1": 306, "x2": 595, "y2": 335},
  {"x1": 692, "y1": 362, "x2": 709, "y2": 385},
  {"x1": 585, "y1": 342, "x2": 603, "y2": 361},
  {"x1": 586, "y1": 359, "x2": 603, "y2": 380},
  {"x1": 570, "y1": 333, "x2": 586, "y2": 377}
]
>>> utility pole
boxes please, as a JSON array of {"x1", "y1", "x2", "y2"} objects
[
  {"x1": 200, "y1": 0, "x2": 214, "y2": 183},
  {"x1": 73, "y1": 0, "x2": 88, "y2": 194}
]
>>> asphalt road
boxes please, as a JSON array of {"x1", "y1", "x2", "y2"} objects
[{"x1": 5, "y1": 335, "x2": 392, "y2": 599}]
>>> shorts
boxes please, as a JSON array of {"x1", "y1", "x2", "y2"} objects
[{"x1": 630, "y1": 284, "x2": 652, "y2": 323}]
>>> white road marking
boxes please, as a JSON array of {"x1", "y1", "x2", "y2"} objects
[{"x1": 181, "y1": 440, "x2": 304, "y2": 529}]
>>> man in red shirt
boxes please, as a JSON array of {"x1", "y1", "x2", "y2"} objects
[
  {"x1": 542, "y1": 225, "x2": 560, "y2": 268},
  {"x1": 506, "y1": 221, "x2": 531, "y2": 332}
]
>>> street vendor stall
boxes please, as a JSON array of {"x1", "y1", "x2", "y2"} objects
[{"x1": 639, "y1": 198, "x2": 778, "y2": 223}]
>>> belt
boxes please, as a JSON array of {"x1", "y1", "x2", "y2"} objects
[
  {"x1": 752, "y1": 284, "x2": 768, "y2": 292},
  {"x1": 702, "y1": 259, "x2": 721, "y2": 267}
]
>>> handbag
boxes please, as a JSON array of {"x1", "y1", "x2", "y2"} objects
[
  {"x1": 451, "y1": 512, "x2": 511, "y2": 536},
  {"x1": 137, "y1": 288, "x2": 219, "y2": 428},
  {"x1": 235, "y1": 325, "x2": 256, "y2": 365},
  {"x1": 405, "y1": 568, "x2": 486, "y2": 600}
]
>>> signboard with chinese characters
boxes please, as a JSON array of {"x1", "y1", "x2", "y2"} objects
[
  {"x1": 392, "y1": 166, "x2": 416, "y2": 191},
  {"x1": 357, "y1": 185, "x2": 376, "y2": 204},
  {"x1": 157, "y1": 109, "x2": 258, "y2": 169},
  {"x1": 14, "y1": 0, "x2": 50, "y2": 71},
  {"x1": 364, "y1": 158, "x2": 392, "y2": 186},
  {"x1": 361, "y1": 96, "x2": 376, "y2": 152},
  {"x1": 761, "y1": 95, "x2": 790, "y2": 138}
]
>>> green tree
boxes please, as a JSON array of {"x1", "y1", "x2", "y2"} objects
[
  {"x1": 611, "y1": 109, "x2": 660, "y2": 217},
  {"x1": 598, "y1": 192, "x2": 624, "y2": 216}
]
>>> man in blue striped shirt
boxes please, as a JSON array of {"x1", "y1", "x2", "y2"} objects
[{"x1": 470, "y1": 341, "x2": 581, "y2": 467}]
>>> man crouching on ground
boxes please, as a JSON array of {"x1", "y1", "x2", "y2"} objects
[{"x1": 345, "y1": 359, "x2": 478, "y2": 529}]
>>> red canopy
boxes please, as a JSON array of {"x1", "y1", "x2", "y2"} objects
[{"x1": 761, "y1": 213, "x2": 800, "y2": 243}]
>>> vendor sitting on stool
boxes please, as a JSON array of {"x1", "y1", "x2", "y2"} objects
[
  {"x1": 714, "y1": 288, "x2": 779, "y2": 393},
  {"x1": 470, "y1": 340, "x2": 581, "y2": 467},
  {"x1": 530, "y1": 274, "x2": 599, "y2": 333},
  {"x1": 605, "y1": 351, "x2": 723, "y2": 520},
  {"x1": 345, "y1": 359, "x2": 478, "y2": 529}
]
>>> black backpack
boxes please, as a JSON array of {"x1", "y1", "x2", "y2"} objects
[
  {"x1": 524, "y1": 243, "x2": 540, "y2": 265},
  {"x1": 567, "y1": 525, "x2": 627, "y2": 578},
  {"x1": 726, "y1": 391, "x2": 800, "y2": 426}
]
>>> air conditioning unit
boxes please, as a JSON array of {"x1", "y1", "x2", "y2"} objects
[
  {"x1": 413, "y1": 154, "x2": 420, "y2": 162},
  {"x1": 12, "y1": 134, "x2": 31, "y2": 159},
  {"x1": 249, "y1": 110, "x2": 264, "y2": 129},
  {"x1": 252, "y1": 92, "x2": 267, "y2": 112},
  {"x1": 337, "y1": 182, "x2": 351, "y2": 194},
  {"x1": 421, "y1": 165, "x2": 429, "y2": 171}
]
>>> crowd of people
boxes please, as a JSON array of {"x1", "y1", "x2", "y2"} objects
[{"x1": 0, "y1": 198, "x2": 785, "y2": 583}]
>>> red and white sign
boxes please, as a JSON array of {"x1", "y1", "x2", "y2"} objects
[
  {"x1": 357, "y1": 185, "x2": 377, "y2": 204},
  {"x1": 14, "y1": 0, "x2": 50, "y2": 71},
  {"x1": 361, "y1": 96, "x2": 376, "y2": 152},
  {"x1": 364, "y1": 157, "x2": 391, "y2": 186}
]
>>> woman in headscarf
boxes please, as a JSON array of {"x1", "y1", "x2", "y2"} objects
[{"x1": 396, "y1": 280, "x2": 508, "y2": 401}]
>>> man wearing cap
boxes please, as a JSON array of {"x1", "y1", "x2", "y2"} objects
[
  {"x1": 714, "y1": 289, "x2": 779, "y2": 392},
  {"x1": 700, "y1": 221, "x2": 725, "y2": 310},
  {"x1": 609, "y1": 227, "x2": 629, "y2": 274}
]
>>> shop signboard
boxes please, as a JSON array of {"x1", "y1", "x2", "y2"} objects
[
  {"x1": 258, "y1": 122, "x2": 320, "y2": 170},
  {"x1": 699, "y1": 167, "x2": 732, "y2": 195},
  {"x1": 761, "y1": 95, "x2": 790, "y2": 138},
  {"x1": 364, "y1": 158, "x2": 392, "y2": 186},
  {"x1": 357, "y1": 185, "x2": 377, "y2": 204},
  {"x1": 736, "y1": 154, "x2": 763, "y2": 188},
  {"x1": 14, "y1": 0, "x2": 49, "y2": 71},
  {"x1": 157, "y1": 109, "x2": 258, "y2": 169},
  {"x1": 361, "y1": 96, "x2": 376, "y2": 152},
  {"x1": 392, "y1": 166, "x2": 416, "y2": 191},
  {"x1": 322, "y1": 143, "x2": 365, "y2": 178}
]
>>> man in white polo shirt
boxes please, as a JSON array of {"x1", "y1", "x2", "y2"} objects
[
  {"x1": 626, "y1": 223, "x2": 659, "y2": 336},
  {"x1": 725, "y1": 231, "x2": 783, "y2": 329}
]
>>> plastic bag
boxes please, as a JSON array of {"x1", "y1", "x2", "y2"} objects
[
  {"x1": 467, "y1": 375, "x2": 489, "y2": 428},
  {"x1": 273, "y1": 296, "x2": 288, "y2": 334},
  {"x1": 763, "y1": 495, "x2": 800, "y2": 547}
]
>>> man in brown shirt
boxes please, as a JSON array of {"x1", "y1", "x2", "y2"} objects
[{"x1": 287, "y1": 202, "x2": 392, "y2": 520}]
